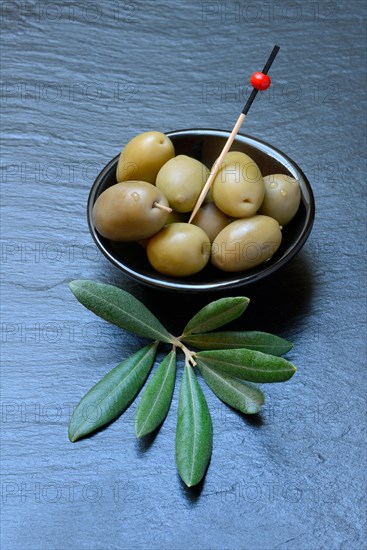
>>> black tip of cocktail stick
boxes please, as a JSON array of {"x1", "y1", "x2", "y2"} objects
[
  {"x1": 242, "y1": 88, "x2": 258, "y2": 115},
  {"x1": 241, "y1": 45, "x2": 280, "y2": 115},
  {"x1": 262, "y1": 45, "x2": 280, "y2": 74}
]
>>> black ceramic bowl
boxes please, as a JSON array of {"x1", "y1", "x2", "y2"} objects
[{"x1": 87, "y1": 129, "x2": 315, "y2": 292}]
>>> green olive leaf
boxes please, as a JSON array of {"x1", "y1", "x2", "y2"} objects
[
  {"x1": 176, "y1": 365, "x2": 213, "y2": 487},
  {"x1": 197, "y1": 358, "x2": 264, "y2": 414},
  {"x1": 69, "y1": 280, "x2": 173, "y2": 343},
  {"x1": 196, "y1": 349, "x2": 296, "y2": 383},
  {"x1": 182, "y1": 331, "x2": 292, "y2": 356},
  {"x1": 181, "y1": 297, "x2": 250, "y2": 337},
  {"x1": 134, "y1": 350, "x2": 177, "y2": 438},
  {"x1": 69, "y1": 342, "x2": 158, "y2": 442}
]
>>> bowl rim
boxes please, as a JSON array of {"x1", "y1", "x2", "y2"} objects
[{"x1": 87, "y1": 129, "x2": 315, "y2": 291}]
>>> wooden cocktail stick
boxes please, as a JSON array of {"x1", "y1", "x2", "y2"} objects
[
  {"x1": 154, "y1": 202, "x2": 172, "y2": 213},
  {"x1": 188, "y1": 45, "x2": 280, "y2": 224},
  {"x1": 188, "y1": 113, "x2": 245, "y2": 223}
]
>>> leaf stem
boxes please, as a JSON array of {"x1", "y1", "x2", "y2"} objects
[{"x1": 172, "y1": 336, "x2": 197, "y2": 367}]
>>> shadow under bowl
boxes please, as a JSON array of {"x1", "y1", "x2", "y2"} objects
[{"x1": 87, "y1": 129, "x2": 315, "y2": 292}]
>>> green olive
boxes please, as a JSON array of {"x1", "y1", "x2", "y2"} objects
[
  {"x1": 147, "y1": 223, "x2": 211, "y2": 276},
  {"x1": 211, "y1": 215, "x2": 282, "y2": 272},
  {"x1": 93, "y1": 180, "x2": 170, "y2": 241},
  {"x1": 204, "y1": 186, "x2": 213, "y2": 203},
  {"x1": 212, "y1": 151, "x2": 265, "y2": 218},
  {"x1": 116, "y1": 131, "x2": 175, "y2": 184},
  {"x1": 156, "y1": 155, "x2": 210, "y2": 213},
  {"x1": 192, "y1": 202, "x2": 230, "y2": 242},
  {"x1": 259, "y1": 174, "x2": 301, "y2": 226}
]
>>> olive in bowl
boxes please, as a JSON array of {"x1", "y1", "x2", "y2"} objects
[{"x1": 87, "y1": 129, "x2": 315, "y2": 292}]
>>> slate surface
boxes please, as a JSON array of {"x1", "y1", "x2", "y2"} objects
[{"x1": 1, "y1": 1, "x2": 366, "y2": 549}]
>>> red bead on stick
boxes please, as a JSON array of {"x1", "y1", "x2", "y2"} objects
[{"x1": 250, "y1": 71, "x2": 271, "y2": 91}]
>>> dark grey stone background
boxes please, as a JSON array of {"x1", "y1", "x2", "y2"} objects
[{"x1": 1, "y1": 1, "x2": 366, "y2": 549}]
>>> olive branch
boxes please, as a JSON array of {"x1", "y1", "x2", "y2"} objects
[{"x1": 68, "y1": 280, "x2": 296, "y2": 487}]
